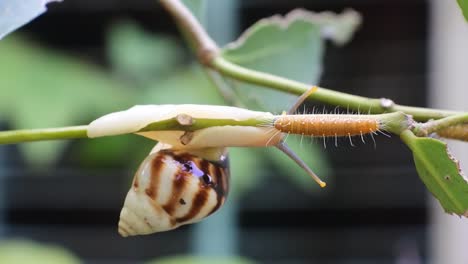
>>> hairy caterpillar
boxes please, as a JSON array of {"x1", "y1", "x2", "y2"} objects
[{"x1": 88, "y1": 87, "x2": 387, "y2": 236}]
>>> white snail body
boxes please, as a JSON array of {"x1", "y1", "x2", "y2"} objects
[
  {"x1": 87, "y1": 104, "x2": 283, "y2": 149},
  {"x1": 118, "y1": 146, "x2": 229, "y2": 237}
]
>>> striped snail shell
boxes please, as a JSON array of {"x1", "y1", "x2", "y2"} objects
[{"x1": 118, "y1": 148, "x2": 229, "y2": 237}]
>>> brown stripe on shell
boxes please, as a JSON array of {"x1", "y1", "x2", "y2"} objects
[
  {"x1": 162, "y1": 166, "x2": 189, "y2": 215},
  {"x1": 208, "y1": 165, "x2": 229, "y2": 215},
  {"x1": 176, "y1": 188, "x2": 209, "y2": 223},
  {"x1": 199, "y1": 159, "x2": 213, "y2": 187},
  {"x1": 145, "y1": 153, "x2": 165, "y2": 200}
]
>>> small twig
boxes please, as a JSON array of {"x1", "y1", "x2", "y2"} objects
[
  {"x1": 413, "y1": 114, "x2": 468, "y2": 141},
  {"x1": 159, "y1": 0, "x2": 219, "y2": 65}
]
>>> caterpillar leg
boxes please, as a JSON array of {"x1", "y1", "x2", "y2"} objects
[
  {"x1": 286, "y1": 86, "x2": 318, "y2": 115},
  {"x1": 275, "y1": 141, "x2": 326, "y2": 188}
]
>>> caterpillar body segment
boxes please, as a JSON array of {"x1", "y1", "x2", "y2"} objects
[{"x1": 273, "y1": 114, "x2": 381, "y2": 138}]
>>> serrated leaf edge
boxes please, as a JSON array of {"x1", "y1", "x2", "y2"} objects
[
  {"x1": 223, "y1": 8, "x2": 361, "y2": 51},
  {"x1": 415, "y1": 138, "x2": 468, "y2": 216}
]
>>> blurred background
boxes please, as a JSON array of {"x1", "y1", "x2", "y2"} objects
[{"x1": 0, "y1": 0, "x2": 467, "y2": 263}]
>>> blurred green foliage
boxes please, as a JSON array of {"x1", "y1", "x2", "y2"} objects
[
  {"x1": 146, "y1": 255, "x2": 256, "y2": 264},
  {"x1": 0, "y1": 36, "x2": 134, "y2": 165},
  {"x1": 0, "y1": 239, "x2": 80, "y2": 264}
]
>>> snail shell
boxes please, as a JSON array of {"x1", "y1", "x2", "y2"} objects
[{"x1": 118, "y1": 148, "x2": 229, "y2": 237}]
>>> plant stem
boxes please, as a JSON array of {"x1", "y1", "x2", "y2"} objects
[
  {"x1": 412, "y1": 113, "x2": 468, "y2": 141},
  {"x1": 159, "y1": 0, "x2": 463, "y2": 122},
  {"x1": 0, "y1": 126, "x2": 88, "y2": 144},
  {"x1": 159, "y1": 0, "x2": 219, "y2": 64},
  {"x1": 424, "y1": 114, "x2": 468, "y2": 134},
  {"x1": 211, "y1": 57, "x2": 460, "y2": 121}
]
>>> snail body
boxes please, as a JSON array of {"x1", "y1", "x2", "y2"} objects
[{"x1": 118, "y1": 147, "x2": 229, "y2": 237}]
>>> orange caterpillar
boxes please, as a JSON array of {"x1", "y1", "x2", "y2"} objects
[{"x1": 274, "y1": 114, "x2": 380, "y2": 137}]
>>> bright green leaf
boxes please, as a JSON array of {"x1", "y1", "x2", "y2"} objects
[
  {"x1": 457, "y1": 0, "x2": 468, "y2": 21},
  {"x1": 401, "y1": 130, "x2": 468, "y2": 217},
  {"x1": 0, "y1": 36, "x2": 134, "y2": 165}
]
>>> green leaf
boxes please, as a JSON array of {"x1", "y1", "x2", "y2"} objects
[
  {"x1": 229, "y1": 148, "x2": 269, "y2": 197},
  {"x1": 221, "y1": 8, "x2": 361, "y2": 112},
  {"x1": 457, "y1": 0, "x2": 468, "y2": 21},
  {"x1": 107, "y1": 21, "x2": 183, "y2": 83},
  {"x1": 140, "y1": 64, "x2": 225, "y2": 105},
  {"x1": 0, "y1": 36, "x2": 134, "y2": 165},
  {"x1": 401, "y1": 130, "x2": 468, "y2": 217},
  {"x1": 182, "y1": 0, "x2": 207, "y2": 26},
  {"x1": 145, "y1": 255, "x2": 256, "y2": 264}
]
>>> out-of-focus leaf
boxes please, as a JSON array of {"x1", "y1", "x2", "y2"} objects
[
  {"x1": 229, "y1": 148, "x2": 268, "y2": 197},
  {"x1": 264, "y1": 137, "x2": 330, "y2": 192},
  {"x1": 221, "y1": 8, "x2": 361, "y2": 112},
  {"x1": 0, "y1": 239, "x2": 80, "y2": 264},
  {"x1": 457, "y1": 0, "x2": 468, "y2": 21},
  {"x1": 70, "y1": 135, "x2": 153, "y2": 169},
  {"x1": 182, "y1": 0, "x2": 207, "y2": 26},
  {"x1": 0, "y1": 36, "x2": 134, "y2": 165},
  {"x1": 146, "y1": 255, "x2": 256, "y2": 264},
  {"x1": 401, "y1": 130, "x2": 468, "y2": 217},
  {"x1": 140, "y1": 64, "x2": 225, "y2": 105},
  {"x1": 107, "y1": 21, "x2": 183, "y2": 83},
  {"x1": 0, "y1": 0, "x2": 61, "y2": 39}
]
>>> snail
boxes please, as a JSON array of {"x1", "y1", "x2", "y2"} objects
[
  {"x1": 117, "y1": 146, "x2": 229, "y2": 237},
  {"x1": 87, "y1": 87, "x2": 388, "y2": 236}
]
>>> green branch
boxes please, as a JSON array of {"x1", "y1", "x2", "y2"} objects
[
  {"x1": 425, "y1": 113, "x2": 468, "y2": 134},
  {"x1": 0, "y1": 126, "x2": 88, "y2": 144},
  {"x1": 210, "y1": 57, "x2": 460, "y2": 122},
  {"x1": 158, "y1": 0, "x2": 464, "y2": 123},
  {"x1": 0, "y1": 0, "x2": 466, "y2": 145},
  {"x1": 412, "y1": 113, "x2": 468, "y2": 141}
]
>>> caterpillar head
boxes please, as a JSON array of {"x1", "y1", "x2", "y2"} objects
[{"x1": 118, "y1": 148, "x2": 229, "y2": 237}]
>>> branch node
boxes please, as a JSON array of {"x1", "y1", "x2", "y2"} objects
[
  {"x1": 176, "y1": 114, "x2": 194, "y2": 126},
  {"x1": 380, "y1": 98, "x2": 395, "y2": 110},
  {"x1": 198, "y1": 48, "x2": 219, "y2": 66},
  {"x1": 180, "y1": 131, "x2": 194, "y2": 145}
]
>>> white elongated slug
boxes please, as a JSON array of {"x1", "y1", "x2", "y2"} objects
[
  {"x1": 89, "y1": 87, "x2": 389, "y2": 236},
  {"x1": 88, "y1": 104, "x2": 283, "y2": 149}
]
